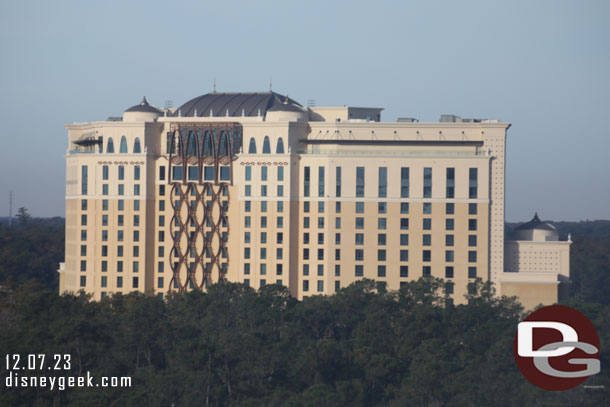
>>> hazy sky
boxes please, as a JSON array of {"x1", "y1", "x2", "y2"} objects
[{"x1": 0, "y1": 0, "x2": 608, "y2": 221}]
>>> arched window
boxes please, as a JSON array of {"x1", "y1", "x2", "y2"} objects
[
  {"x1": 106, "y1": 138, "x2": 115, "y2": 153},
  {"x1": 203, "y1": 131, "x2": 213, "y2": 156},
  {"x1": 187, "y1": 131, "x2": 197, "y2": 156},
  {"x1": 133, "y1": 137, "x2": 142, "y2": 153},
  {"x1": 219, "y1": 131, "x2": 229, "y2": 156},
  {"x1": 262, "y1": 136, "x2": 271, "y2": 154},
  {"x1": 248, "y1": 137, "x2": 257, "y2": 154},
  {"x1": 276, "y1": 137, "x2": 285, "y2": 154},
  {"x1": 119, "y1": 136, "x2": 128, "y2": 153}
]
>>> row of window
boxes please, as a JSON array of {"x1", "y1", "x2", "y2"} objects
[
  {"x1": 246, "y1": 136, "x2": 285, "y2": 154},
  {"x1": 80, "y1": 260, "x2": 140, "y2": 274},
  {"x1": 243, "y1": 263, "x2": 283, "y2": 275},
  {"x1": 80, "y1": 275, "x2": 140, "y2": 289},
  {"x1": 303, "y1": 166, "x2": 478, "y2": 198},
  {"x1": 101, "y1": 183, "x2": 141, "y2": 196},
  {"x1": 245, "y1": 165, "x2": 284, "y2": 181},
  {"x1": 301, "y1": 201, "x2": 477, "y2": 215},
  {"x1": 103, "y1": 136, "x2": 141, "y2": 154},
  {"x1": 301, "y1": 248, "x2": 478, "y2": 262}
]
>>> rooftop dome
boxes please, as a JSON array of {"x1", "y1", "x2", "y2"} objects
[
  {"x1": 172, "y1": 91, "x2": 301, "y2": 117},
  {"x1": 513, "y1": 213, "x2": 559, "y2": 242},
  {"x1": 125, "y1": 96, "x2": 163, "y2": 114}
]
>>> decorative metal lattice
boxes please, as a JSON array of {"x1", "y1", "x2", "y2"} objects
[{"x1": 166, "y1": 122, "x2": 242, "y2": 292}]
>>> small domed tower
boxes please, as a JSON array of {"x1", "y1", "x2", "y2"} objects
[
  {"x1": 501, "y1": 213, "x2": 571, "y2": 310},
  {"x1": 123, "y1": 97, "x2": 162, "y2": 122}
]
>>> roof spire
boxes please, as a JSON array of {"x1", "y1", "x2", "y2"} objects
[
  {"x1": 269, "y1": 76, "x2": 272, "y2": 92},
  {"x1": 140, "y1": 96, "x2": 148, "y2": 105},
  {"x1": 213, "y1": 78, "x2": 216, "y2": 93}
]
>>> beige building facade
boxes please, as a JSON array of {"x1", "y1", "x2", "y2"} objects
[{"x1": 59, "y1": 92, "x2": 570, "y2": 308}]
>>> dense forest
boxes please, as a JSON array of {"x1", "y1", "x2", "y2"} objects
[
  {"x1": 0, "y1": 217, "x2": 608, "y2": 405},
  {"x1": 1, "y1": 279, "x2": 609, "y2": 406}
]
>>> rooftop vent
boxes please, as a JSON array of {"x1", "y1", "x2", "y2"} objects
[
  {"x1": 440, "y1": 115, "x2": 461, "y2": 123},
  {"x1": 397, "y1": 117, "x2": 418, "y2": 123}
]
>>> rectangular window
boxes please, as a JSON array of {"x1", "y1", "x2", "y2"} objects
[
  {"x1": 378, "y1": 218, "x2": 386, "y2": 230},
  {"x1": 81, "y1": 230, "x2": 87, "y2": 241},
  {"x1": 81, "y1": 165, "x2": 88, "y2": 195},
  {"x1": 469, "y1": 235, "x2": 477, "y2": 247},
  {"x1": 355, "y1": 233, "x2": 364, "y2": 245},
  {"x1": 335, "y1": 233, "x2": 341, "y2": 245},
  {"x1": 400, "y1": 202, "x2": 409, "y2": 214},
  {"x1": 80, "y1": 260, "x2": 86, "y2": 271},
  {"x1": 245, "y1": 185, "x2": 251, "y2": 196},
  {"x1": 117, "y1": 261, "x2": 123, "y2": 272},
  {"x1": 356, "y1": 202, "x2": 364, "y2": 213},
  {"x1": 469, "y1": 168, "x2": 478, "y2": 199},
  {"x1": 244, "y1": 263, "x2": 250, "y2": 275},
  {"x1": 80, "y1": 276, "x2": 86, "y2": 287},
  {"x1": 159, "y1": 185, "x2": 165, "y2": 196},
  {"x1": 277, "y1": 185, "x2": 284, "y2": 197},
  {"x1": 378, "y1": 167, "x2": 387, "y2": 198},
  {"x1": 303, "y1": 248, "x2": 309, "y2": 260},
  {"x1": 356, "y1": 167, "x2": 365, "y2": 197},
  {"x1": 102, "y1": 199, "x2": 108, "y2": 211},
  {"x1": 118, "y1": 184, "x2": 124, "y2": 196},
  {"x1": 245, "y1": 166, "x2": 251, "y2": 181},
  {"x1": 277, "y1": 166, "x2": 284, "y2": 181},
  {"x1": 118, "y1": 200, "x2": 124, "y2": 211},
  {"x1": 445, "y1": 266, "x2": 454, "y2": 278},
  {"x1": 446, "y1": 203, "x2": 455, "y2": 215},
  {"x1": 355, "y1": 217, "x2": 364, "y2": 229},
  {"x1": 446, "y1": 219, "x2": 455, "y2": 231},
  {"x1": 277, "y1": 201, "x2": 283, "y2": 212},
  {"x1": 400, "y1": 265, "x2": 409, "y2": 278},
  {"x1": 335, "y1": 249, "x2": 340, "y2": 261},
  {"x1": 117, "y1": 230, "x2": 124, "y2": 242},
  {"x1": 355, "y1": 249, "x2": 364, "y2": 261},
  {"x1": 318, "y1": 166, "x2": 325, "y2": 197},
  {"x1": 400, "y1": 250, "x2": 409, "y2": 262},
  {"x1": 118, "y1": 165, "x2": 125, "y2": 180},
  {"x1": 377, "y1": 265, "x2": 386, "y2": 277},
  {"x1": 277, "y1": 232, "x2": 283, "y2": 244},
  {"x1": 303, "y1": 217, "x2": 310, "y2": 228},
  {"x1": 157, "y1": 277, "x2": 164, "y2": 289},
  {"x1": 220, "y1": 166, "x2": 230, "y2": 181},
  {"x1": 378, "y1": 202, "x2": 387, "y2": 214},
  {"x1": 117, "y1": 277, "x2": 123, "y2": 288},
  {"x1": 317, "y1": 217, "x2": 324, "y2": 228},
  {"x1": 423, "y1": 218, "x2": 431, "y2": 230},
  {"x1": 159, "y1": 166, "x2": 165, "y2": 181},
  {"x1": 102, "y1": 230, "x2": 108, "y2": 241},
  {"x1": 303, "y1": 280, "x2": 309, "y2": 292},
  {"x1": 101, "y1": 261, "x2": 108, "y2": 272},
  {"x1": 378, "y1": 233, "x2": 386, "y2": 245},
  {"x1": 317, "y1": 248, "x2": 324, "y2": 260},
  {"x1": 446, "y1": 168, "x2": 455, "y2": 198},
  {"x1": 335, "y1": 281, "x2": 340, "y2": 291},
  {"x1": 423, "y1": 168, "x2": 432, "y2": 198},
  {"x1": 401, "y1": 167, "x2": 409, "y2": 198},
  {"x1": 103, "y1": 165, "x2": 109, "y2": 180},
  {"x1": 423, "y1": 202, "x2": 432, "y2": 214},
  {"x1": 468, "y1": 266, "x2": 477, "y2": 278},
  {"x1": 335, "y1": 217, "x2": 341, "y2": 229},
  {"x1": 335, "y1": 264, "x2": 341, "y2": 276},
  {"x1": 445, "y1": 250, "x2": 454, "y2": 262},
  {"x1": 134, "y1": 165, "x2": 140, "y2": 180},
  {"x1": 423, "y1": 266, "x2": 431, "y2": 276},
  {"x1": 158, "y1": 262, "x2": 163, "y2": 274},
  {"x1": 261, "y1": 216, "x2": 267, "y2": 228},
  {"x1": 261, "y1": 185, "x2": 267, "y2": 197},
  {"x1": 244, "y1": 247, "x2": 250, "y2": 259},
  {"x1": 422, "y1": 250, "x2": 431, "y2": 262},
  {"x1": 101, "y1": 276, "x2": 107, "y2": 288},
  {"x1": 244, "y1": 216, "x2": 251, "y2": 228},
  {"x1": 400, "y1": 218, "x2": 409, "y2": 230},
  {"x1": 317, "y1": 233, "x2": 324, "y2": 245},
  {"x1": 303, "y1": 232, "x2": 309, "y2": 244},
  {"x1": 400, "y1": 234, "x2": 409, "y2": 246},
  {"x1": 469, "y1": 203, "x2": 477, "y2": 215},
  {"x1": 423, "y1": 234, "x2": 431, "y2": 246},
  {"x1": 355, "y1": 265, "x2": 364, "y2": 277},
  {"x1": 276, "y1": 248, "x2": 283, "y2": 260},
  {"x1": 172, "y1": 166, "x2": 183, "y2": 181},
  {"x1": 133, "y1": 261, "x2": 139, "y2": 273},
  {"x1": 81, "y1": 214, "x2": 87, "y2": 226},
  {"x1": 377, "y1": 250, "x2": 386, "y2": 261},
  {"x1": 102, "y1": 184, "x2": 108, "y2": 196},
  {"x1": 317, "y1": 264, "x2": 324, "y2": 276},
  {"x1": 261, "y1": 166, "x2": 268, "y2": 181},
  {"x1": 469, "y1": 219, "x2": 478, "y2": 231},
  {"x1": 304, "y1": 166, "x2": 310, "y2": 197},
  {"x1": 446, "y1": 235, "x2": 454, "y2": 246},
  {"x1": 204, "y1": 166, "x2": 215, "y2": 181},
  {"x1": 469, "y1": 251, "x2": 477, "y2": 262},
  {"x1": 188, "y1": 166, "x2": 199, "y2": 181},
  {"x1": 303, "y1": 264, "x2": 309, "y2": 276},
  {"x1": 260, "y1": 264, "x2": 266, "y2": 275},
  {"x1": 317, "y1": 280, "x2": 324, "y2": 292},
  {"x1": 260, "y1": 247, "x2": 266, "y2": 260},
  {"x1": 276, "y1": 264, "x2": 283, "y2": 276},
  {"x1": 318, "y1": 201, "x2": 324, "y2": 213},
  {"x1": 336, "y1": 167, "x2": 341, "y2": 197},
  {"x1": 277, "y1": 216, "x2": 283, "y2": 228}
]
